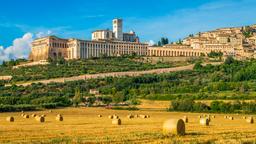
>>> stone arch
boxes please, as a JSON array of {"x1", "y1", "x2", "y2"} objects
[
  {"x1": 53, "y1": 52, "x2": 57, "y2": 58},
  {"x1": 58, "y1": 52, "x2": 62, "y2": 57}
]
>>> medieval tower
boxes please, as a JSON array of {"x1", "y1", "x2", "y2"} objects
[{"x1": 113, "y1": 19, "x2": 123, "y2": 41}]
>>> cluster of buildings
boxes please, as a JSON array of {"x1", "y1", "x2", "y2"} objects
[
  {"x1": 148, "y1": 25, "x2": 256, "y2": 59},
  {"x1": 29, "y1": 19, "x2": 256, "y2": 61}
]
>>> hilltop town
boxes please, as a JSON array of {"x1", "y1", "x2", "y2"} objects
[
  {"x1": 149, "y1": 24, "x2": 256, "y2": 59},
  {"x1": 29, "y1": 19, "x2": 256, "y2": 62}
]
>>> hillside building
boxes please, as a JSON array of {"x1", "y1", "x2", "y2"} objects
[{"x1": 30, "y1": 19, "x2": 147, "y2": 61}]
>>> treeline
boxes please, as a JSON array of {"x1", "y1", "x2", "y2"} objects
[{"x1": 168, "y1": 100, "x2": 256, "y2": 114}]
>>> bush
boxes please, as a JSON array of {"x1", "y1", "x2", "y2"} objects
[
  {"x1": 40, "y1": 103, "x2": 58, "y2": 109},
  {"x1": 111, "y1": 106, "x2": 139, "y2": 111},
  {"x1": 168, "y1": 100, "x2": 256, "y2": 114},
  {"x1": 0, "y1": 104, "x2": 37, "y2": 112},
  {"x1": 170, "y1": 100, "x2": 195, "y2": 112}
]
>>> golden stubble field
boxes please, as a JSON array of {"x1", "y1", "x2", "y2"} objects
[{"x1": 0, "y1": 108, "x2": 256, "y2": 144}]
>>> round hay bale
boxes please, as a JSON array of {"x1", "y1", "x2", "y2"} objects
[
  {"x1": 212, "y1": 115, "x2": 215, "y2": 118},
  {"x1": 229, "y1": 117, "x2": 234, "y2": 120},
  {"x1": 207, "y1": 117, "x2": 211, "y2": 122},
  {"x1": 57, "y1": 114, "x2": 62, "y2": 117},
  {"x1": 200, "y1": 118, "x2": 210, "y2": 126},
  {"x1": 35, "y1": 116, "x2": 39, "y2": 119},
  {"x1": 183, "y1": 116, "x2": 188, "y2": 123},
  {"x1": 112, "y1": 118, "x2": 121, "y2": 125},
  {"x1": 139, "y1": 115, "x2": 147, "y2": 119},
  {"x1": 108, "y1": 115, "x2": 113, "y2": 119},
  {"x1": 41, "y1": 114, "x2": 46, "y2": 117},
  {"x1": 243, "y1": 116, "x2": 247, "y2": 119},
  {"x1": 23, "y1": 115, "x2": 29, "y2": 119},
  {"x1": 127, "y1": 115, "x2": 134, "y2": 119},
  {"x1": 36, "y1": 116, "x2": 45, "y2": 123},
  {"x1": 98, "y1": 115, "x2": 102, "y2": 118},
  {"x1": 49, "y1": 110, "x2": 52, "y2": 113},
  {"x1": 246, "y1": 117, "x2": 254, "y2": 124},
  {"x1": 113, "y1": 115, "x2": 119, "y2": 119},
  {"x1": 56, "y1": 116, "x2": 64, "y2": 121},
  {"x1": 224, "y1": 116, "x2": 228, "y2": 119},
  {"x1": 146, "y1": 115, "x2": 150, "y2": 118},
  {"x1": 135, "y1": 114, "x2": 139, "y2": 118},
  {"x1": 32, "y1": 114, "x2": 37, "y2": 117},
  {"x1": 6, "y1": 116, "x2": 14, "y2": 122},
  {"x1": 198, "y1": 115, "x2": 202, "y2": 118},
  {"x1": 163, "y1": 119, "x2": 185, "y2": 136}
]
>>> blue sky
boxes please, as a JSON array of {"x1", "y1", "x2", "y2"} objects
[{"x1": 0, "y1": 0, "x2": 256, "y2": 61}]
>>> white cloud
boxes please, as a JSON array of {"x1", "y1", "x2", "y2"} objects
[
  {"x1": 36, "y1": 30, "x2": 52, "y2": 38},
  {"x1": 146, "y1": 40, "x2": 155, "y2": 46},
  {"x1": 0, "y1": 33, "x2": 33, "y2": 63},
  {"x1": 0, "y1": 30, "x2": 55, "y2": 63}
]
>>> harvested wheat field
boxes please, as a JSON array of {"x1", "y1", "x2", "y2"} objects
[{"x1": 0, "y1": 108, "x2": 255, "y2": 144}]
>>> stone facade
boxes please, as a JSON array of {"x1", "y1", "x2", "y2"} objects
[
  {"x1": 148, "y1": 45, "x2": 206, "y2": 57},
  {"x1": 92, "y1": 30, "x2": 114, "y2": 41},
  {"x1": 30, "y1": 36, "x2": 148, "y2": 61},
  {"x1": 30, "y1": 19, "x2": 146, "y2": 61}
]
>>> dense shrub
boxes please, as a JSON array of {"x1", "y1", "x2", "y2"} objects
[
  {"x1": 168, "y1": 100, "x2": 256, "y2": 114},
  {"x1": 0, "y1": 104, "x2": 37, "y2": 112},
  {"x1": 111, "y1": 106, "x2": 139, "y2": 111},
  {"x1": 169, "y1": 100, "x2": 210, "y2": 112}
]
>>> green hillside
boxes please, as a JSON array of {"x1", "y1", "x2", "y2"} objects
[
  {"x1": 1, "y1": 57, "x2": 256, "y2": 113},
  {"x1": 0, "y1": 56, "x2": 175, "y2": 83}
]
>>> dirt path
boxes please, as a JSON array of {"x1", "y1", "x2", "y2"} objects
[{"x1": 6, "y1": 62, "x2": 222, "y2": 87}]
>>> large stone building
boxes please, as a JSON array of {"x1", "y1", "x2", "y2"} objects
[{"x1": 30, "y1": 19, "x2": 147, "y2": 61}]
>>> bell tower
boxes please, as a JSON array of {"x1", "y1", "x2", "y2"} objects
[{"x1": 113, "y1": 19, "x2": 123, "y2": 41}]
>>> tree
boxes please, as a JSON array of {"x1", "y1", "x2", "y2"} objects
[
  {"x1": 193, "y1": 62, "x2": 203, "y2": 70},
  {"x1": 157, "y1": 37, "x2": 169, "y2": 46},
  {"x1": 73, "y1": 88, "x2": 83, "y2": 107},
  {"x1": 210, "y1": 101, "x2": 221, "y2": 112},
  {"x1": 177, "y1": 39, "x2": 182, "y2": 45},
  {"x1": 242, "y1": 26, "x2": 253, "y2": 38},
  {"x1": 101, "y1": 96, "x2": 112, "y2": 105},
  {"x1": 224, "y1": 56, "x2": 236, "y2": 65},
  {"x1": 85, "y1": 96, "x2": 96, "y2": 107},
  {"x1": 112, "y1": 92, "x2": 125, "y2": 104},
  {"x1": 157, "y1": 41, "x2": 162, "y2": 46},
  {"x1": 57, "y1": 57, "x2": 66, "y2": 65},
  {"x1": 1, "y1": 61, "x2": 7, "y2": 67},
  {"x1": 207, "y1": 51, "x2": 223, "y2": 58}
]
